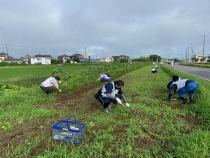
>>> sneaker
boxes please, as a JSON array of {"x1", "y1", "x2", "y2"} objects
[{"x1": 104, "y1": 108, "x2": 109, "y2": 113}]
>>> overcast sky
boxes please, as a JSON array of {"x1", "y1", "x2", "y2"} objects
[{"x1": 0, "y1": 0, "x2": 210, "y2": 59}]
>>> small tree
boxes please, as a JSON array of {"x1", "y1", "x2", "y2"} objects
[{"x1": 149, "y1": 55, "x2": 161, "y2": 62}]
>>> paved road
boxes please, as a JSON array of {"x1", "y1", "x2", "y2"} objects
[{"x1": 173, "y1": 64, "x2": 210, "y2": 81}]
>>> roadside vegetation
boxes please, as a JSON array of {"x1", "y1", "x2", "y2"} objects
[
  {"x1": 161, "y1": 65, "x2": 210, "y2": 157},
  {"x1": 179, "y1": 62, "x2": 210, "y2": 68},
  {"x1": 0, "y1": 63, "x2": 209, "y2": 157}
]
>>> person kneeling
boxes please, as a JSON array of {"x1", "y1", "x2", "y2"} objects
[{"x1": 95, "y1": 80, "x2": 130, "y2": 113}]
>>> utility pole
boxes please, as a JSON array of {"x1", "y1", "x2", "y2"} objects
[
  {"x1": 191, "y1": 47, "x2": 194, "y2": 56},
  {"x1": 185, "y1": 50, "x2": 188, "y2": 62},
  {"x1": 191, "y1": 47, "x2": 194, "y2": 62},
  {"x1": 6, "y1": 43, "x2": 9, "y2": 61},
  {"x1": 84, "y1": 47, "x2": 87, "y2": 58},
  {"x1": 203, "y1": 35, "x2": 205, "y2": 57}
]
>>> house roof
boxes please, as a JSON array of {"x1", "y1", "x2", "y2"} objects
[
  {"x1": 71, "y1": 53, "x2": 84, "y2": 56},
  {"x1": 0, "y1": 52, "x2": 8, "y2": 56},
  {"x1": 70, "y1": 54, "x2": 84, "y2": 58},
  {"x1": 34, "y1": 54, "x2": 52, "y2": 58},
  {"x1": 112, "y1": 55, "x2": 130, "y2": 58}
]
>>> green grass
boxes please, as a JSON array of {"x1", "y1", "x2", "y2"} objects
[
  {"x1": 179, "y1": 62, "x2": 210, "y2": 68},
  {"x1": 0, "y1": 64, "x2": 88, "y2": 81},
  {"x1": 161, "y1": 65, "x2": 210, "y2": 157},
  {"x1": 2, "y1": 64, "x2": 210, "y2": 158},
  {"x1": 161, "y1": 65, "x2": 210, "y2": 129},
  {"x1": 8, "y1": 65, "x2": 204, "y2": 157},
  {"x1": 0, "y1": 62, "x2": 145, "y2": 132}
]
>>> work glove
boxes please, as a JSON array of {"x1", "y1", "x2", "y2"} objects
[
  {"x1": 125, "y1": 103, "x2": 130, "y2": 107},
  {"x1": 116, "y1": 98, "x2": 123, "y2": 105}
]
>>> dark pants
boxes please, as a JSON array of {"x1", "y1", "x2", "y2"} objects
[
  {"x1": 98, "y1": 96, "x2": 117, "y2": 109},
  {"x1": 40, "y1": 86, "x2": 56, "y2": 94},
  {"x1": 95, "y1": 91, "x2": 122, "y2": 109}
]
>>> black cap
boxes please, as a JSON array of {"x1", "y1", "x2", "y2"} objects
[
  {"x1": 172, "y1": 75, "x2": 179, "y2": 81},
  {"x1": 115, "y1": 80, "x2": 124, "y2": 87},
  {"x1": 55, "y1": 76, "x2": 61, "y2": 81}
]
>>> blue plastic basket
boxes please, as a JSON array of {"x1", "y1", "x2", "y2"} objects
[{"x1": 52, "y1": 116, "x2": 86, "y2": 144}]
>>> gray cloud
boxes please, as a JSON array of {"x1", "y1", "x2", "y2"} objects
[{"x1": 0, "y1": 0, "x2": 210, "y2": 58}]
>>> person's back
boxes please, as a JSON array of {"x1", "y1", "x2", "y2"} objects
[
  {"x1": 151, "y1": 67, "x2": 157, "y2": 73},
  {"x1": 40, "y1": 76, "x2": 61, "y2": 94},
  {"x1": 41, "y1": 77, "x2": 58, "y2": 88},
  {"x1": 171, "y1": 79, "x2": 187, "y2": 90}
]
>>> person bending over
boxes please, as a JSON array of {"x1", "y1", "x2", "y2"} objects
[
  {"x1": 168, "y1": 75, "x2": 199, "y2": 104},
  {"x1": 40, "y1": 76, "x2": 62, "y2": 95},
  {"x1": 95, "y1": 80, "x2": 130, "y2": 113}
]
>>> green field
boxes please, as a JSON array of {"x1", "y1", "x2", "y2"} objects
[
  {"x1": 0, "y1": 64, "x2": 89, "y2": 81},
  {"x1": 0, "y1": 63, "x2": 210, "y2": 157}
]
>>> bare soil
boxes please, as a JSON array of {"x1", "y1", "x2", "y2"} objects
[{"x1": 0, "y1": 83, "x2": 100, "y2": 157}]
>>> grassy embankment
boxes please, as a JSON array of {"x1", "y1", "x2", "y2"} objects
[
  {"x1": 3, "y1": 65, "x2": 209, "y2": 157},
  {"x1": 179, "y1": 62, "x2": 210, "y2": 68}
]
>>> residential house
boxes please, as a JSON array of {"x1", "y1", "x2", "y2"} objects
[
  {"x1": 57, "y1": 54, "x2": 71, "y2": 63},
  {"x1": 97, "y1": 56, "x2": 114, "y2": 62},
  {"x1": 21, "y1": 55, "x2": 31, "y2": 64},
  {"x1": 31, "y1": 54, "x2": 52, "y2": 65},
  {"x1": 0, "y1": 52, "x2": 9, "y2": 62},
  {"x1": 112, "y1": 55, "x2": 130, "y2": 62},
  {"x1": 70, "y1": 54, "x2": 85, "y2": 62},
  {"x1": 203, "y1": 55, "x2": 210, "y2": 63},
  {"x1": 7, "y1": 58, "x2": 23, "y2": 64},
  {"x1": 192, "y1": 54, "x2": 204, "y2": 63}
]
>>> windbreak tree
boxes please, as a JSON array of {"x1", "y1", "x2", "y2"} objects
[{"x1": 149, "y1": 55, "x2": 161, "y2": 62}]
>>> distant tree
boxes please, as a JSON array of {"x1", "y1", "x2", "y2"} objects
[
  {"x1": 132, "y1": 56, "x2": 150, "y2": 62},
  {"x1": 173, "y1": 58, "x2": 180, "y2": 62},
  {"x1": 51, "y1": 59, "x2": 60, "y2": 64},
  {"x1": 119, "y1": 59, "x2": 128, "y2": 63},
  {"x1": 149, "y1": 55, "x2": 161, "y2": 62}
]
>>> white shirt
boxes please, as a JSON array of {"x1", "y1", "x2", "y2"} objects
[
  {"x1": 41, "y1": 77, "x2": 58, "y2": 88},
  {"x1": 152, "y1": 68, "x2": 157, "y2": 72},
  {"x1": 171, "y1": 79, "x2": 187, "y2": 90}
]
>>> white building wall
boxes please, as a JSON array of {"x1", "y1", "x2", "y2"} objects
[
  {"x1": 99, "y1": 57, "x2": 114, "y2": 62},
  {"x1": 31, "y1": 57, "x2": 51, "y2": 65}
]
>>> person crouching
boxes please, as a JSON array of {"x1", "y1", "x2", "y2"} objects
[
  {"x1": 40, "y1": 76, "x2": 62, "y2": 95},
  {"x1": 168, "y1": 75, "x2": 199, "y2": 104},
  {"x1": 95, "y1": 80, "x2": 130, "y2": 113}
]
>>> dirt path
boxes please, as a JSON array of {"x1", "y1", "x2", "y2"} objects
[{"x1": 0, "y1": 83, "x2": 100, "y2": 157}]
